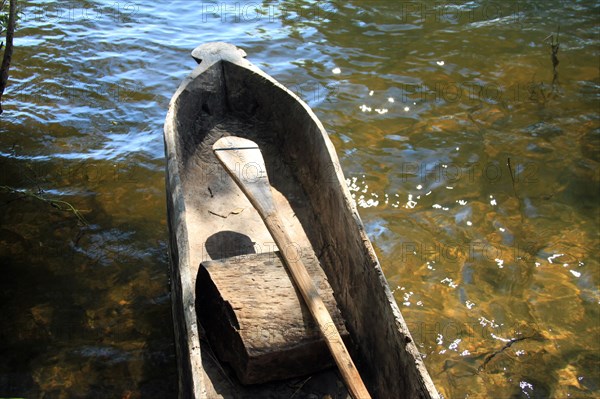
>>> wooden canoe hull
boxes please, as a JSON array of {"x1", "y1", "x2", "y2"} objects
[{"x1": 164, "y1": 42, "x2": 438, "y2": 398}]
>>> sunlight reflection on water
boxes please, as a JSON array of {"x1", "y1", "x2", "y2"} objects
[{"x1": 0, "y1": 0, "x2": 599, "y2": 398}]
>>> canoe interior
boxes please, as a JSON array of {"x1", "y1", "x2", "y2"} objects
[{"x1": 166, "y1": 52, "x2": 437, "y2": 398}]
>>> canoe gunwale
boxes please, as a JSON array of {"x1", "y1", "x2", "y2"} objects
[
  {"x1": 164, "y1": 92, "x2": 206, "y2": 398},
  {"x1": 164, "y1": 42, "x2": 439, "y2": 399}
]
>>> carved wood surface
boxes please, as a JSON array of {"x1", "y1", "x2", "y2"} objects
[
  {"x1": 197, "y1": 250, "x2": 349, "y2": 385},
  {"x1": 164, "y1": 42, "x2": 440, "y2": 399}
]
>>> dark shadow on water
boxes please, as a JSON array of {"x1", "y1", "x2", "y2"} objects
[{"x1": 0, "y1": 187, "x2": 177, "y2": 398}]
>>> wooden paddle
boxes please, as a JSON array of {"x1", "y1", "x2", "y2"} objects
[{"x1": 213, "y1": 136, "x2": 371, "y2": 399}]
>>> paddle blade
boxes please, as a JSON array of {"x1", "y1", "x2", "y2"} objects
[{"x1": 212, "y1": 136, "x2": 277, "y2": 216}]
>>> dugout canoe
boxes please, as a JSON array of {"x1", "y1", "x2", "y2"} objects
[{"x1": 163, "y1": 42, "x2": 439, "y2": 399}]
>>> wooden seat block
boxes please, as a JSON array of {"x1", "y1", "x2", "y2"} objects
[{"x1": 196, "y1": 250, "x2": 349, "y2": 385}]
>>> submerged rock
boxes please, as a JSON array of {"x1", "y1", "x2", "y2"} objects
[
  {"x1": 581, "y1": 128, "x2": 600, "y2": 162},
  {"x1": 523, "y1": 122, "x2": 563, "y2": 139}
]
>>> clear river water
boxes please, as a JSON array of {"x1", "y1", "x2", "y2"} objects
[{"x1": 0, "y1": 1, "x2": 598, "y2": 398}]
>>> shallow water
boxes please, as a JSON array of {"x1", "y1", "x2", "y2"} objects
[{"x1": 0, "y1": 1, "x2": 598, "y2": 398}]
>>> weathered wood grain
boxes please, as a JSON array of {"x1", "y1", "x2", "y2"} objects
[
  {"x1": 164, "y1": 42, "x2": 440, "y2": 399},
  {"x1": 213, "y1": 136, "x2": 371, "y2": 398},
  {"x1": 197, "y1": 251, "x2": 349, "y2": 385}
]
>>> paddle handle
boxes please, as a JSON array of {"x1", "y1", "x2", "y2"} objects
[
  {"x1": 262, "y1": 212, "x2": 372, "y2": 399},
  {"x1": 212, "y1": 136, "x2": 370, "y2": 398}
]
